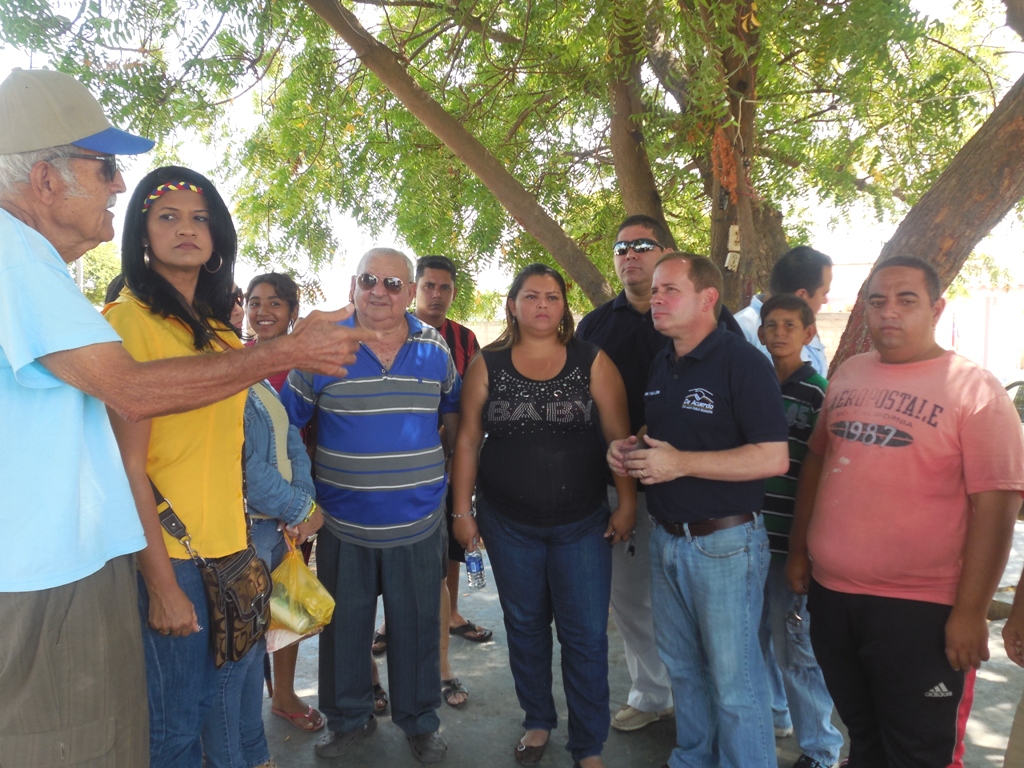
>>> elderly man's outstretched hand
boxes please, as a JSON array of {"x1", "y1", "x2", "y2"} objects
[{"x1": 285, "y1": 304, "x2": 374, "y2": 377}]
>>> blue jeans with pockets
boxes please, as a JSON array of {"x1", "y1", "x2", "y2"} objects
[
  {"x1": 138, "y1": 558, "x2": 217, "y2": 768},
  {"x1": 760, "y1": 559, "x2": 843, "y2": 765},
  {"x1": 477, "y1": 497, "x2": 612, "y2": 763},
  {"x1": 649, "y1": 515, "x2": 774, "y2": 768}
]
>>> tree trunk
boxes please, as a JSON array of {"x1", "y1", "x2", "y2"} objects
[
  {"x1": 302, "y1": 0, "x2": 615, "y2": 306},
  {"x1": 749, "y1": 203, "x2": 789, "y2": 299},
  {"x1": 608, "y1": 13, "x2": 676, "y2": 247},
  {"x1": 702, "y1": 1, "x2": 759, "y2": 310},
  {"x1": 1006, "y1": 0, "x2": 1024, "y2": 38},
  {"x1": 830, "y1": 69, "x2": 1024, "y2": 372}
]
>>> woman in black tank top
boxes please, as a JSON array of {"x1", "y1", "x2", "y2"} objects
[{"x1": 451, "y1": 264, "x2": 636, "y2": 768}]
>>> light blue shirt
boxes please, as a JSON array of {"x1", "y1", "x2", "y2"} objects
[
  {"x1": 734, "y1": 294, "x2": 829, "y2": 378},
  {"x1": 0, "y1": 209, "x2": 145, "y2": 591}
]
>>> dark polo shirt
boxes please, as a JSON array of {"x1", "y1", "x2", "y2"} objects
[
  {"x1": 644, "y1": 326, "x2": 788, "y2": 524},
  {"x1": 576, "y1": 291, "x2": 745, "y2": 435}
]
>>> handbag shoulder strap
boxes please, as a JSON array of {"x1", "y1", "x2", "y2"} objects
[{"x1": 149, "y1": 478, "x2": 203, "y2": 561}]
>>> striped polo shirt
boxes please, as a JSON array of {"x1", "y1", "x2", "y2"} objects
[{"x1": 281, "y1": 312, "x2": 460, "y2": 547}]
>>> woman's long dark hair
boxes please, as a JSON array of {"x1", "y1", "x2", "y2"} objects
[
  {"x1": 121, "y1": 166, "x2": 237, "y2": 350},
  {"x1": 488, "y1": 263, "x2": 575, "y2": 350}
]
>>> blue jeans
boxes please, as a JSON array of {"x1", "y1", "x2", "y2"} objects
[
  {"x1": 138, "y1": 559, "x2": 217, "y2": 768},
  {"x1": 649, "y1": 516, "x2": 774, "y2": 768},
  {"x1": 477, "y1": 498, "x2": 612, "y2": 763},
  {"x1": 200, "y1": 519, "x2": 292, "y2": 767},
  {"x1": 760, "y1": 559, "x2": 843, "y2": 765},
  {"x1": 250, "y1": 517, "x2": 287, "y2": 572},
  {"x1": 200, "y1": 519, "x2": 283, "y2": 768},
  {"x1": 201, "y1": 639, "x2": 269, "y2": 768}
]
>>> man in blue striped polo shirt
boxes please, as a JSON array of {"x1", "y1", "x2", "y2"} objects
[{"x1": 282, "y1": 248, "x2": 460, "y2": 764}]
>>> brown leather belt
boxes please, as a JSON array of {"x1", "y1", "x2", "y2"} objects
[{"x1": 655, "y1": 512, "x2": 755, "y2": 538}]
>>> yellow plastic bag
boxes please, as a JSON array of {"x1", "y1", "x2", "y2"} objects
[{"x1": 266, "y1": 534, "x2": 335, "y2": 652}]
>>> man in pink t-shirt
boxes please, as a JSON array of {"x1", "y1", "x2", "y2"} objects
[{"x1": 787, "y1": 256, "x2": 1024, "y2": 768}]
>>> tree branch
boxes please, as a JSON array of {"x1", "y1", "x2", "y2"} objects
[
  {"x1": 301, "y1": 0, "x2": 614, "y2": 305},
  {"x1": 351, "y1": 0, "x2": 523, "y2": 46}
]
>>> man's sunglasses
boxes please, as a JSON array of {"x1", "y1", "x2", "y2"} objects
[
  {"x1": 357, "y1": 273, "x2": 405, "y2": 295},
  {"x1": 47, "y1": 152, "x2": 120, "y2": 183},
  {"x1": 613, "y1": 238, "x2": 662, "y2": 257}
]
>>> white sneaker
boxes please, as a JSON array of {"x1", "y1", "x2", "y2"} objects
[
  {"x1": 775, "y1": 725, "x2": 795, "y2": 738},
  {"x1": 610, "y1": 705, "x2": 674, "y2": 732}
]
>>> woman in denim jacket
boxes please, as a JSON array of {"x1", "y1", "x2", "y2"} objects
[
  {"x1": 206, "y1": 376, "x2": 326, "y2": 765},
  {"x1": 243, "y1": 274, "x2": 331, "y2": 739}
]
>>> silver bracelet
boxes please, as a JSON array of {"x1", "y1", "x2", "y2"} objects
[{"x1": 451, "y1": 509, "x2": 476, "y2": 518}]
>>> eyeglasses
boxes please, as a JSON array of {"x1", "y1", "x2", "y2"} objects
[
  {"x1": 45, "y1": 152, "x2": 120, "y2": 183},
  {"x1": 357, "y1": 273, "x2": 405, "y2": 295},
  {"x1": 613, "y1": 238, "x2": 662, "y2": 257}
]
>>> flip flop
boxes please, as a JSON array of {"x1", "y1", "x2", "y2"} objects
[
  {"x1": 371, "y1": 630, "x2": 387, "y2": 655},
  {"x1": 449, "y1": 621, "x2": 493, "y2": 643},
  {"x1": 441, "y1": 677, "x2": 469, "y2": 708},
  {"x1": 271, "y1": 704, "x2": 325, "y2": 732},
  {"x1": 373, "y1": 683, "x2": 389, "y2": 715}
]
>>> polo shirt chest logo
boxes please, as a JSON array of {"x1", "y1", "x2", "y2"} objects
[{"x1": 681, "y1": 387, "x2": 715, "y2": 414}]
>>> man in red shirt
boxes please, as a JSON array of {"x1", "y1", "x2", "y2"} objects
[{"x1": 417, "y1": 255, "x2": 491, "y2": 707}]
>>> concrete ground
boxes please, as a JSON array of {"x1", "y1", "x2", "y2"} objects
[{"x1": 262, "y1": 541, "x2": 1024, "y2": 768}]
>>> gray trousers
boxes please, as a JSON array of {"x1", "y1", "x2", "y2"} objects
[
  {"x1": 316, "y1": 524, "x2": 444, "y2": 737},
  {"x1": 608, "y1": 488, "x2": 673, "y2": 712},
  {"x1": 0, "y1": 555, "x2": 149, "y2": 767}
]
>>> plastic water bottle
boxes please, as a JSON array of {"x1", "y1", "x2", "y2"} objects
[{"x1": 465, "y1": 547, "x2": 486, "y2": 590}]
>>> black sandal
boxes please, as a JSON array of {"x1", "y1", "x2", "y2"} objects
[{"x1": 441, "y1": 677, "x2": 469, "y2": 708}]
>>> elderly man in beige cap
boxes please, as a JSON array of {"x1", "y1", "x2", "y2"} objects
[{"x1": 0, "y1": 68, "x2": 367, "y2": 767}]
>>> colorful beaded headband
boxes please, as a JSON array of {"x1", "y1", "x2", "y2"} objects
[{"x1": 141, "y1": 181, "x2": 205, "y2": 213}]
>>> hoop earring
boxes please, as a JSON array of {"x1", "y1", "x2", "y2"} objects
[{"x1": 203, "y1": 252, "x2": 223, "y2": 273}]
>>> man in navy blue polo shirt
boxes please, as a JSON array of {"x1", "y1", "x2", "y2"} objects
[
  {"x1": 577, "y1": 216, "x2": 749, "y2": 733},
  {"x1": 608, "y1": 253, "x2": 789, "y2": 768}
]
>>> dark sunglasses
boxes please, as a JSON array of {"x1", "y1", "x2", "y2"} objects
[
  {"x1": 357, "y1": 273, "x2": 405, "y2": 295},
  {"x1": 47, "y1": 152, "x2": 120, "y2": 183},
  {"x1": 613, "y1": 238, "x2": 662, "y2": 257}
]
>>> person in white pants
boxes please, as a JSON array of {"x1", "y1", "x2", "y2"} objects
[{"x1": 576, "y1": 215, "x2": 678, "y2": 731}]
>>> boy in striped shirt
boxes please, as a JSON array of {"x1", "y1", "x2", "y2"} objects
[{"x1": 757, "y1": 294, "x2": 843, "y2": 768}]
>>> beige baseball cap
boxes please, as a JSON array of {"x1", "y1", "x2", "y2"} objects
[{"x1": 0, "y1": 67, "x2": 154, "y2": 155}]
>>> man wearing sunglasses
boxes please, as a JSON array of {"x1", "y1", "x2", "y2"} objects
[
  {"x1": 576, "y1": 215, "x2": 677, "y2": 733},
  {"x1": 577, "y1": 215, "x2": 749, "y2": 735},
  {"x1": 0, "y1": 68, "x2": 370, "y2": 767},
  {"x1": 281, "y1": 248, "x2": 460, "y2": 764}
]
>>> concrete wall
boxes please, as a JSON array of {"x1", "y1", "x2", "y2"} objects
[{"x1": 464, "y1": 291, "x2": 1024, "y2": 381}]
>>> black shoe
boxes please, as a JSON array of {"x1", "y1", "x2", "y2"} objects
[
  {"x1": 515, "y1": 738, "x2": 547, "y2": 766},
  {"x1": 313, "y1": 715, "x2": 377, "y2": 759},
  {"x1": 408, "y1": 730, "x2": 448, "y2": 764},
  {"x1": 793, "y1": 755, "x2": 838, "y2": 768}
]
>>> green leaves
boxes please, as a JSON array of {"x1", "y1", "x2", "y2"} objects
[{"x1": 3, "y1": 0, "x2": 1013, "y2": 311}]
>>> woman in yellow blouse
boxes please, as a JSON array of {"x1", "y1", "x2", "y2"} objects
[{"x1": 104, "y1": 166, "x2": 266, "y2": 768}]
